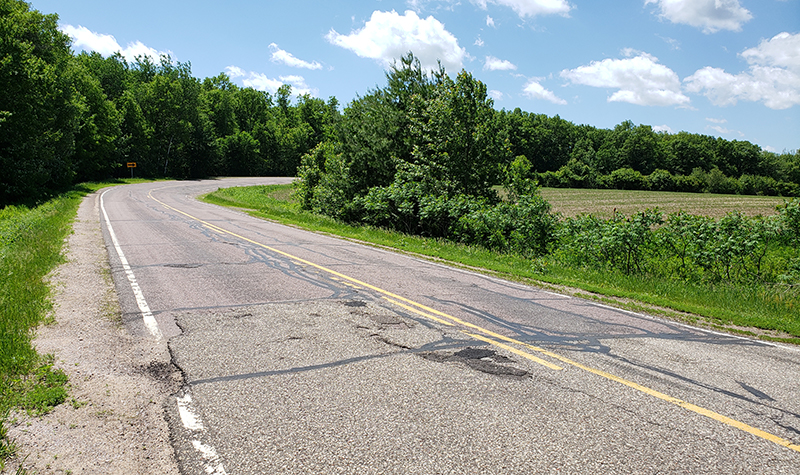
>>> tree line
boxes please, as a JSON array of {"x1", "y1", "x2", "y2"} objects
[
  {"x1": 2, "y1": 0, "x2": 798, "y2": 207},
  {"x1": 296, "y1": 54, "x2": 799, "y2": 289},
  {"x1": 0, "y1": 0, "x2": 338, "y2": 205}
]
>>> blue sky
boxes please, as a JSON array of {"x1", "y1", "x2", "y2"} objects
[{"x1": 34, "y1": 0, "x2": 799, "y2": 153}]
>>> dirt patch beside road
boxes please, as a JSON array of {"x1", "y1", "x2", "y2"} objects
[{"x1": 3, "y1": 192, "x2": 180, "y2": 474}]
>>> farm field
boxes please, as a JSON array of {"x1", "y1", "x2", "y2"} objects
[{"x1": 539, "y1": 188, "x2": 788, "y2": 218}]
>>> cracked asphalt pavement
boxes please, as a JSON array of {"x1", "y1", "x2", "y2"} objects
[{"x1": 100, "y1": 179, "x2": 800, "y2": 474}]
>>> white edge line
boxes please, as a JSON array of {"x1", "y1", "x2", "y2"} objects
[
  {"x1": 103, "y1": 187, "x2": 227, "y2": 473},
  {"x1": 176, "y1": 393, "x2": 205, "y2": 431},
  {"x1": 191, "y1": 440, "x2": 228, "y2": 475},
  {"x1": 100, "y1": 189, "x2": 163, "y2": 340},
  {"x1": 178, "y1": 393, "x2": 228, "y2": 474}
]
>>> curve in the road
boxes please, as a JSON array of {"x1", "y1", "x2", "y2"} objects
[{"x1": 146, "y1": 186, "x2": 800, "y2": 455}]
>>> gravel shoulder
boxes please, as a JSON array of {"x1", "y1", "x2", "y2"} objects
[{"x1": 3, "y1": 192, "x2": 181, "y2": 474}]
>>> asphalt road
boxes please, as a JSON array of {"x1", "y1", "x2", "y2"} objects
[{"x1": 100, "y1": 178, "x2": 800, "y2": 474}]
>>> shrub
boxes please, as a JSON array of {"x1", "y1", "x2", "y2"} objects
[
  {"x1": 777, "y1": 198, "x2": 800, "y2": 244},
  {"x1": 705, "y1": 168, "x2": 741, "y2": 194},
  {"x1": 740, "y1": 174, "x2": 780, "y2": 196},
  {"x1": 660, "y1": 211, "x2": 783, "y2": 283},
  {"x1": 607, "y1": 167, "x2": 646, "y2": 190},
  {"x1": 296, "y1": 141, "x2": 355, "y2": 220},
  {"x1": 504, "y1": 156, "x2": 537, "y2": 197},
  {"x1": 556, "y1": 208, "x2": 663, "y2": 274},
  {"x1": 647, "y1": 169, "x2": 676, "y2": 191},
  {"x1": 554, "y1": 159, "x2": 596, "y2": 189},
  {"x1": 674, "y1": 173, "x2": 703, "y2": 193},
  {"x1": 451, "y1": 193, "x2": 558, "y2": 256}
]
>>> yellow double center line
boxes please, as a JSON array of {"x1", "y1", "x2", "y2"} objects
[{"x1": 149, "y1": 189, "x2": 800, "y2": 454}]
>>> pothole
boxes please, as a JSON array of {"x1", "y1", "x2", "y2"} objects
[{"x1": 420, "y1": 347, "x2": 529, "y2": 379}]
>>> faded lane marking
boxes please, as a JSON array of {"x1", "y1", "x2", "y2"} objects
[
  {"x1": 177, "y1": 393, "x2": 228, "y2": 474},
  {"x1": 383, "y1": 297, "x2": 456, "y2": 327},
  {"x1": 148, "y1": 189, "x2": 800, "y2": 454},
  {"x1": 100, "y1": 190, "x2": 162, "y2": 340},
  {"x1": 103, "y1": 189, "x2": 227, "y2": 472},
  {"x1": 191, "y1": 440, "x2": 227, "y2": 475},
  {"x1": 176, "y1": 393, "x2": 204, "y2": 431}
]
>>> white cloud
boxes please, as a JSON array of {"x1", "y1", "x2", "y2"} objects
[
  {"x1": 269, "y1": 43, "x2": 322, "y2": 70},
  {"x1": 61, "y1": 24, "x2": 119, "y2": 56},
  {"x1": 653, "y1": 124, "x2": 674, "y2": 134},
  {"x1": 325, "y1": 10, "x2": 466, "y2": 72},
  {"x1": 560, "y1": 51, "x2": 690, "y2": 107},
  {"x1": 484, "y1": 56, "x2": 517, "y2": 71},
  {"x1": 486, "y1": 15, "x2": 496, "y2": 27},
  {"x1": 705, "y1": 117, "x2": 727, "y2": 124},
  {"x1": 233, "y1": 69, "x2": 317, "y2": 96},
  {"x1": 279, "y1": 75, "x2": 317, "y2": 96},
  {"x1": 489, "y1": 89, "x2": 505, "y2": 100},
  {"x1": 473, "y1": 0, "x2": 572, "y2": 18},
  {"x1": 242, "y1": 73, "x2": 284, "y2": 93},
  {"x1": 657, "y1": 35, "x2": 681, "y2": 51},
  {"x1": 522, "y1": 78, "x2": 567, "y2": 104},
  {"x1": 684, "y1": 32, "x2": 800, "y2": 110},
  {"x1": 740, "y1": 32, "x2": 800, "y2": 71},
  {"x1": 707, "y1": 125, "x2": 744, "y2": 137},
  {"x1": 475, "y1": 36, "x2": 485, "y2": 47},
  {"x1": 709, "y1": 125, "x2": 732, "y2": 134},
  {"x1": 684, "y1": 65, "x2": 800, "y2": 109},
  {"x1": 225, "y1": 66, "x2": 246, "y2": 78},
  {"x1": 60, "y1": 24, "x2": 170, "y2": 63},
  {"x1": 644, "y1": 0, "x2": 752, "y2": 34}
]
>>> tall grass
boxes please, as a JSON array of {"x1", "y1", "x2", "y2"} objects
[
  {"x1": 203, "y1": 184, "x2": 799, "y2": 343},
  {"x1": 0, "y1": 182, "x2": 119, "y2": 467}
]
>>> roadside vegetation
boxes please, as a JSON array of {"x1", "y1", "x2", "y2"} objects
[
  {"x1": 0, "y1": 194, "x2": 77, "y2": 466},
  {"x1": 0, "y1": 181, "x2": 139, "y2": 468},
  {"x1": 205, "y1": 184, "x2": 800, "y2": 344}
]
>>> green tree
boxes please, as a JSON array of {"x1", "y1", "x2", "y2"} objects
[
  {"x1": 75, "y1": 51, "x2": 128, "y2": 102},
  {"x1": 202, "y1": 73, "x2": 238, "y2": 139},
  {"x1": 220, "y1": 131, "x2": 262, "y2": 176},
  {"x1": 68, "y1": 58, "x2": 122, "y2": 181},
  {"x1": 234, "y1": 87, "x2": 272, "y2": 134},
  {"x1": 334, "y1": 53, "x2": 441, "y2": 195},
  {"x1": 663, "y1": 131, "x2": 715, "y2": 176},
  {"x1": 408, "y1": 69, "x2": 508, "y2": 199},
  {"x1": 135, "y1": 58, "x2": 212, "y2": 178},
  {"x1": 116, "y1": 90, "x2": 153, "y2": 176},
  {"x1": 0, "y1": 0, "x2": 76, "y2": 204},
  {"x1": 504, "y1": 109, "x2": 575, "y2": 173}
]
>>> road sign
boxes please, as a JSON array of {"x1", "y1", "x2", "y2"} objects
[{"x1": 127, "y1": 162, "x2": 137, "y2": 168}]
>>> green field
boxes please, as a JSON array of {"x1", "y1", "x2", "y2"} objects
[
  {"x1": 203, "y1": 184, "x2": 799, "y2": 345},
  {"x1": 540, "y1": 188, "x2": 788, "y2": 218}
]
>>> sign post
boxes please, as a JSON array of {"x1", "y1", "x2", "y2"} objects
[{"x1": 127, "y1": 162, "x2": 137, "y2": 179}]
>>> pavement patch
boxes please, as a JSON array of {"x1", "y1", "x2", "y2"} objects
[{"x1": 420, "y1": 346, "x2": 530, "y2": 379}]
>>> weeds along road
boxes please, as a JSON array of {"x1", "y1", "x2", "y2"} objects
[{"x1": 99, "y1": 179, "x2": 800, "y2": 474}]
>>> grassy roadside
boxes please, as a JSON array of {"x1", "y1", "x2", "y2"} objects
[
  {"x1": 202, "y1": 184, "x2": 800, "y2": 345},
  {"x1": 0, "y1": 179, "x2": 150, "y2": 468}
]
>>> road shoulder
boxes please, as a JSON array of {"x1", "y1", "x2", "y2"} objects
[{"x1": 4, "y1": 192, "x2": 180, "y2": 474}]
